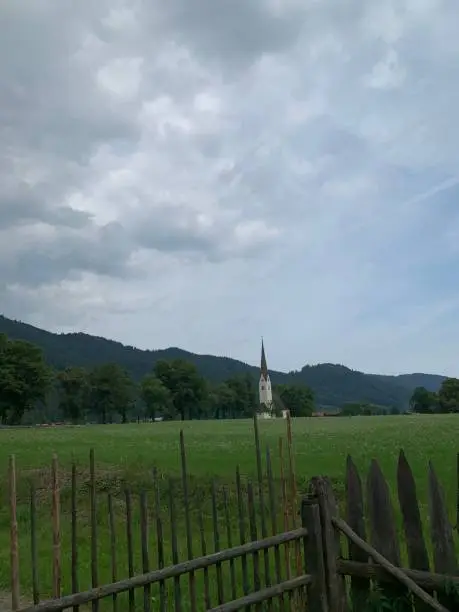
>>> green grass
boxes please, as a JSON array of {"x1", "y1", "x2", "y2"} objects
[{"x1": 0, "y1": 414, "x2": 458, "y2": 610}]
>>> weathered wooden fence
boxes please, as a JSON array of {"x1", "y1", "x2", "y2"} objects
[
  {"x1": 5, "y1": 419, "x2": 459, "y2": 611},
  {"x1": 311, "y1": 450, "x2": 459, "y2": 611},
  {"x1": 8, "y1": 416, "x2": 310, "y2": 611}
]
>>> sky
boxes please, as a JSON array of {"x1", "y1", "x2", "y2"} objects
[{"x1": 2, "y1": 0, "x2": 459, "y2": 376}]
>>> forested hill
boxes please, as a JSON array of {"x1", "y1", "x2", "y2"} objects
[{"x1": 0, "y1": 315, "x2": 446, "y2": 410}]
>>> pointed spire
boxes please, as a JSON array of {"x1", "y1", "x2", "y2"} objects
[{"x1": 260, "y1": 338, "x2": 268, "y2": 379}]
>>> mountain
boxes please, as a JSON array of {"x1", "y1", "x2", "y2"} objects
[
  {"x1": 0, "y1": 315, "x2": 446, "y2": 410},
  {"x1": 390, "y1": 373, "x2": 446, "y2": 393}
]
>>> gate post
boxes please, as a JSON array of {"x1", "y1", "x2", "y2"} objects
[
  {"x1": 301, "y1": 497, "x2": 329, "y2": 612},
  {"x1": 309, "y1": 477, "x2": 348, "y2": 612}
]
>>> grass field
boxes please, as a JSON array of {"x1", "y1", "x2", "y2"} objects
[{"x1": 0, "y1": 414, "x2": 458, "y2": 610}]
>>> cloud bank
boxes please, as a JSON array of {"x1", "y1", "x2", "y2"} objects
[{"x1": 2, "y1": 0, "x2": 459, "y2": 375}]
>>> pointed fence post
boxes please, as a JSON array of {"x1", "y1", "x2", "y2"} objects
[
  {"x1": 309, "y1": 476, "x2": 348, "y2": 612},
  {"x1": 301, "y1": 496, "x2": 329, "y2": 612},
  {"x1": 345, "y1": 456, "x2": 370, "y2": 612}
]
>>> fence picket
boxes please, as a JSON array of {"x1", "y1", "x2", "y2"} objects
[
  {"x1": 345, "y1": 456, "x2": 369, "y2": 612},
  {"x1": 198, "y1": 512, "x2": 211, "y2": 609},
  {"x1": 310, "y1": 476, "x2": 347, "y2": 612},
  {"x1": 140, "y1": 491, "x2": 151, "y2": 612},
  {"x1": 266, "y1": 447, "x2": 284, "y2": 612},
  {"x1": 71, "y1": 463, "x2": 79, "y2": 612},
  {"x1": 169, "y1": 478, "x2": 182, "y2": 611},
  {"x1": 302, "y1": 499, "x2": 328, "y2": 612},
  {"x1": 153, "y1": 469, "x2": 166, "y2": 612},
  {"x1": 51, "y1": 455, "x2": 61, "y2": 600},
  {"x1": 223, "y1": 487, "x2": 237, "y2": 601},
  {"x1": 107, "y1": 494, "x2": 118, "y2": 612},
  {"x1": 366, "y1": 459, "x2": 405, "y2": 604},
  {"x1": 428, "y1": 460, "x2": 458, "y2": 609},
  {"x1": 9, "y1": 455, "x2": 19, "y2": 612},
  {"x1": 211, "y1": 480, "x2": 224, "y2": 605},
  {"x1": 89, "y1": 449, "x2": 98, "y2": 612},
  {"x1": 236, "y1": 466, "x2": 250, "y2": 598},
  {"x1": 180, "y1": 430, "x2": 197, "y2": 612},
  {"x1": 30, "y1": 482, "x2": 39, "y2": 605},
  {"x1": 253, "y1": 414, "x2": 272, "y2": 605},
  {"x1": 397, "y1": 450, "x2": 431, "y2": 612},
  {"x1": 247, "y1": 480, "x2": 261, "y2": 611},
  {"x1": 124, "y1": 488, "x2": 135, "y2": 612}
]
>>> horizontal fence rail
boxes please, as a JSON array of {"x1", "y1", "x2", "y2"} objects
[
  {"x1": 17, "y1": 529, "x2": 310, "y2": 612},
  {"x1": 207, "y1": 575, "x2": 312, "y2": 612}
]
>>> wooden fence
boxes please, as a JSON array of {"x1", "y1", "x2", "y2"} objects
[
  {"x1": 7, "y1": 416, "x2": 309, "y2": 611},
  {"x1": 331, "y1": 451, "x2": 459, "y2": 611},
  {"x1": 5, "y1": 420, "x2": 459, "y2": 610}
]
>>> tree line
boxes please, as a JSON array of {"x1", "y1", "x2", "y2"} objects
[
  {"x1": 409, "y1": 378, "x2": 459, "y2": 413},
  {"x1": 0, "y1": 333, "x2": 315, "y2": 425},
  {"x1": 338, "y1": 402, "x2": 400, "y2": 416}
]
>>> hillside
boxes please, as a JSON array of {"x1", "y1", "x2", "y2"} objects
[{"x1": 0, "y1": 315, "x2": 445, "y2": 410}]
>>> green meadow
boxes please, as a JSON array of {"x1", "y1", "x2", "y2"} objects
[{"x1": 0, "y1": 414, "x2": 458, "y2": 610}]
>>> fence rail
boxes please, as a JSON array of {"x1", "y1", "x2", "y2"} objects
[{"x1": 17, "y1": 527, "x2": 312, "y2": 612}]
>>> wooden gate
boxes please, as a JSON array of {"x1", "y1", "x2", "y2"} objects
[{"x1": 16, "y1": 499, "x2": 326, "y2": 612}]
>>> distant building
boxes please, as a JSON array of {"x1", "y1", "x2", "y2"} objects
[{"x1": 259, "y1": 339, "x2": 275, "y2": 418}]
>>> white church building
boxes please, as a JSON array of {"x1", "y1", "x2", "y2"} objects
[{"x1": 258, "y1": 340, "x2": 288, "y2": 419}]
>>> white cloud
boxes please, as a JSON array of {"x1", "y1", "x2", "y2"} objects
[
  {"x1": 2, "y1": 0, "x2": 459, "y2": 376},
  {"x1": 96, "y1": 57, "x2": 144, "y2": 100}
]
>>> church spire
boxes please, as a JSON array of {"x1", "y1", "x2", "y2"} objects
[
  {"x1": 259, "y1": 338, "x2": 273, "y2": 414},
  {"x1": 260, "y1": 338, "x2": 268, "y2": 379}
]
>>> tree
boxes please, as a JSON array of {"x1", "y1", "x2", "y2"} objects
[
  {"x1": 209, "y1": 382, "x2": 238, "y2": 419},
  {"x1": 340, "y1": 402, "x2": 364, "y2": 416},
  {"x1": 56, "y1": 367, "x2": 89, "y2": 423},
  {"x1": 275, "y1": 384, "x2": 315, "y2": 417},
  {"x1": 140, "y1": 374, "x2": 173, "y2": 421},
  {"x1": 0, "y1": 334, "x2": 51, "y2": 425},
  {"x1": 154, "y1": 359, "x2": 207, "y2": 420},
  {"x1": 89, "y1": 363, "x2": 134, "y2": 424},
  {"x1": 438, "y1": 378, "x2": 459, "y2": 413},
  {"x1": 409, "y1": 386, "x2": 437, "y2": 414}
]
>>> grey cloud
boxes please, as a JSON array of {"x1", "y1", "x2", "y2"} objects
[
  {"x1": 0, "y1": 198, "x2": 92, "y2": 231},
  {"x1": 155, "y1": 0, "x2": 306, "y2": 69},
  {"x1": 1, "y1": 221, "x2": 135, "y2": 288},
  {"x1": 1, "y1": 4, "x2": 139, "y2": 162}
]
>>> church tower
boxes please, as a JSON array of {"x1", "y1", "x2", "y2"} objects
[{"x1": 259, "y1": 339, "x2": 273, "y2": 414}]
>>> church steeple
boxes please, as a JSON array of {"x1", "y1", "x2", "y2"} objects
[
  {"x1": 260, "y1": 338, "x2": 268, "y2": 380},
  {"x1": 259, "y1": 338, "x2": 273, "y2": 413}
]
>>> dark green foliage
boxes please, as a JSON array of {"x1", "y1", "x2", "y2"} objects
[
  {"x1": 88, "y1": 363, "x2": 135, "y2": 424},
  {"x1": 0, "y1": 315, "x2": 446, "y2": 410},
  {"x1": 409, "y1": 378, "x2": 459, "y2": 414},
  {"x1": 0, "y1": 333, "x2": 51, "y2": 424},
  {"x1": 140, "y1": 374, "x2": 173, "y2": 421},
  {"x1": 153, "y1": 359, "x2": 207, "y2": 421},
  {"x1": 361, "y1": 586, "x2": 412, "y2": 612},
  {"x1": 339, "y1": 402, "x2": 400, "y2": 416},
  {"x1": 56, "y1": 366, "x2": 89, "y2": 423},
  {"x1": 275, "y1": 383, "x2": 314, "y2": 416}
]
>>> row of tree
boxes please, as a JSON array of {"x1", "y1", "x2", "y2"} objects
[
  {"x1": 0, "y1": 333, "x2": 316, "y2": 425},
  {"x1": 409, "y1": 379, "x2": 459, "y2": 414},
  {"x1": 339, "y1": 402, "x2": 400, "y2": 416}
]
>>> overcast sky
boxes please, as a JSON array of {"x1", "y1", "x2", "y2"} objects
[{"x1": 2, "y1": 1, "x2": 459, "y2": 376}]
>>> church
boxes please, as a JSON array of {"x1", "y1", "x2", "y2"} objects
[{"x1": 258, "y1": 339, "x2": 288, "y2": 419}]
